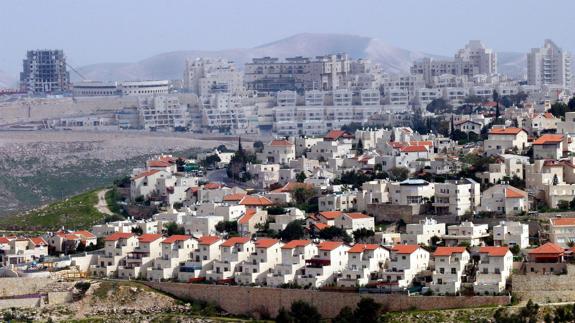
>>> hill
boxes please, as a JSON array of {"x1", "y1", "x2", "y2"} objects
[{"x1": 0, "y1": 69, "x2": 16, "y2": 88}]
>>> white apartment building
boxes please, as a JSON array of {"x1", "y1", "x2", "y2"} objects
[
  {"x1": 493, "y1": 221, "x2": 529, "y2": 249},
  {"x1": 443, "y1": 221, "x2": 489, "y2": 247},
  {"x1": 207, "y1": 237, "x2": 255, "y2": 282},
  {"x1": 528, "y1": 39, "x2": 572, "y2": 88},
  {"x1": 91, "y1": 233, "x2": 138, "y2": 277},
  {"x1": 401, "y1": 218, "x2": 446, "y2": 246},
  {"x1": 236, "y1": 238, "x2": 283, "y2": 285},
  {"x1": 178, "y1": 236, "x2": 222, "y2": 282},
  {"x1": 183, "y1": 58, "x2": 244, "y2": 96},
  {"x1": 318, "y1": 192, "x2": 357, "y2": 212},
  {"x1": 549, "y1": 217, "x2": 575, "y2": 248},
  {"x1": 334, "y1": 212, "x2": 375, "y2": 235},
  {"x1": 431, "y1": 247, "x2": 470, "y2": 295},
  {"x1": 455, "y1": 40, "x2": 497, "y2": 75},
  {"x1": 355, "y1": 180, "x2": 389, "y2": 211},
  {"x1": 389, "y1": 179, "x2": 435, "y2": 205},
  {"x1": 474, "y1": 247, "x2": 513, "y2": 295},
  {"x1": 297, "y1": 241, "x2": 349, "y2": 288},
  {"x1": 257, "y1": 139, "x2": 296, "y2": 165},
  {"x1": 433, "y1": 178, "x2": 480, "y2": 216},
  {"x1": 138, "y1": 96, "x2": 188, "y2": 130},
  {"x1": 337, "y1": 244, "x2": 389, "y2": 287},
  {"x1": 483, "y1": 127, "x2": 529, "y2": 155},
  {"x1": 479, "y1": 184, "x2": 528, "y2": 216},
  {"x1": 148, "y1": 235, "x2": 197, "y2": 281},
  {"x1": 117, "y1": 233, "x2": 163, "y2": 280},
  {"x1": 382, "y1": 245, "x2": 430, "y2": 290},
  {"x1": 268, "y1": 240, "x2": 318, "y2": 287}
]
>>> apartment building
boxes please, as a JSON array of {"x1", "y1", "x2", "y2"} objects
[
  {"x1": 389, "y1": 179, "x2": 435, "y2": 205},
  {"x1": 381, "y1": 245, "x2": 430, "y2": 290},
  {"x1": 337, "y1": 244, "x2": 388, "y2": 287},
  {"x1": 178, "y1": 236, "x2": 223, "y2": 282},
  {"x1": 91, "y1": 233, "x2": 138, "y2": 277},
  {"x1": 183, "y1": 58, "x2": 244, "y2": 96},
  {"x1": 207, "y1": 237, "x2": 255, "y2": 282},
  {"x1": 297, "y1": 241, "x2": 349, "y2": 288},
  {"x1": 549, "y1": 217, "x2": 575, "y2": 247},
  {"x1": 401, "y1": 218, "x2": 446, "y2": 246},
  {"x1": 474, "y1": 247, "x2": 513, "y2": 295},
  {"x1": 117, "y1": 234, "x2": 163, "y2": 280},
  {"x1": 443, "y1": 221, "x2": 489, "y2": 247},
  {"x1": 528, "y1": 39, "x2": 572, "y2": 88},
  {"x1": 334, "y1": 212, "x2": 375, "y2": 235},
  {"x1": 433, "y1": 178, "x2": 480, "y2": 216},
  {"x1": 493, "y1": 221, "x2": 529, "y2": 249},
  {"x1": 532, "y1": 134, "x2": 564, "y2": 160},
  {"x1": 148, "y1": 235, "x2": 197, "y2": 281},
  {"x1": 20, "y1": 50, "x2": 70, "y2": 94},
  {"x1": 2, "y1": 237, "x2": 48, "y2": 268},
  {"x1": 483, "y1": 127, "x2": 529, "y2": 155},
  {"x1": 455, "y1": 40, "x2": 497, "y2": 75},
  {"x1": 257, "y1": 139, "x2": 296, "y2": 165},
  {"x1": 268, "y1": 240, "x2": 318, "y2": 287},
  {"x1": 138, "y1": 96, "x2": 188, "y2": 130},
  {"x1": 431, "y1": 247, "x2": 470, "y2": 295},
  {"x1": 479, "y1": 184, "x2": 528, "y2": 216},
  {"x1": 236, "y1": 238, "x2": 283, "y2": 285}
]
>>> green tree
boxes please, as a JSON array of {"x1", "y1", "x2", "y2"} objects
[
  {"x1": 356, "y1": 138, "x2": 364, "y2": 156},
  {"x1": 354, "y1": 298, "x2": 383, "y2": 322},
  {"x1": 296, "y1": 171, "x2": 307, "y2": 183},
  {"x1": 280, "y1": 220, "x2": 306, "y2": 241},
  {"x1": 202, "y1": 154, "x2": 221, "y2": 168},
  {"x1": 510, "y1": 244, "x2": 521, "y2": 255},
  {"x1": 319, "y1": 226, "x2": 352, "y2": 244},
  {"x1": 131, "y1": 226, "x2": 143, "y2": 235},
  {"x1": 164, "y1": 222, "x2": 185, "y2": 236},
  {"x1": 353, "y1": 228, "x2": 375, "y2": 243},
  {"x1": 253, "y1": 140, "x2": 264, "y2": 153},
  {"x1": 289, "y1": 300, "x2": 322, "y2": 323},
  {"x1": 388, "y1": 167, "x2": 409, "y2": 181},
  {"x1": 426, "y1": 98, "x2": 452, "y2": 114},
  {"x1": 333, "y1": 306, "x2": 354, "y2": 323},
  {"x1": 293, "y1": 187, "x2": 316, "y2": 205},
  {"x1": 276, "y1": 307, "x2": 293, "y2": 323},
  {"x1": 215, "y1": 221, "x2": 238, "y2": 234},
  {"x1": 558, "y1": 200, "x2": 570, "y2": 211}
]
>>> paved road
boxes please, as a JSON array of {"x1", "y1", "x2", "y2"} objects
[{"x1": 95, "y1": 189, "x2": 113, "y2": 215}]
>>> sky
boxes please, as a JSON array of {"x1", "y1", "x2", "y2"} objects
[{"x1": 1, "y1": 0, "x2": 575, "y2": 76}]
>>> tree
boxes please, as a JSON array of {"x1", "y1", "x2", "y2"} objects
[
  {"x1": 558, "y1": 200, "x2": 570, "y2": 211},
  {"x1": 353, "y1": 228, "x2": 375, "y2": 243},
  {"x1": 131, "y1": 226, "x2": 143, "y2": 235},
  {"x1": 354, "y1": 298, "x2": 383, "y2": 322},
  {"x1": 450, "y1": 115, "x2": 455, "y2": 139},
  {"x1": 333, "y1": 306, "x2": 354, "y2": 323},
  {"x1": 293, "y1": 187, "x2": 316, "y2": 205},
  {"x1": 164, "y1": 222, "x2": 185, "y2": 236},
  {"x1": 215, "y1": 221, "x2": 238, "y2": 234},
  {"x1": 289, "y1": 300, "x2": 321, "y2": 323},
  {"x1": 202, "y1": 154, "x2": 221, "y2": 168},
  {"x1": 319, "y1": 226, "x2": 352, "y2": 244},
  {"x1": 356, "y1": 138, "x2": 364, "y2": 156},
  {"x1": 276, "y1": 307, "x2": 294, "y2": 323},
  {"x1": 510, "y1": 244, "x2": 521, "y2": 255},
  {"x1": 296, "y1": 171, "x2": 307, "y2": 183},
  {"x1": 280, "y1": 220, "x2": 306, "y2": 241},
  {"x1": 426, "y1": 98, "x2": 452, "y2": 114},
  {"x1": 492, "y1": 90, "x2": 499, "y2": 103},
  {"x1": 388, "y1": 167, "x2": 409, "y2": 181},
  {"x1": 553, "y1": 174, "x2": 559, "y2": 186},
  {"x1": 253, "y1": 140, "x2": 264, "y2": 153}
]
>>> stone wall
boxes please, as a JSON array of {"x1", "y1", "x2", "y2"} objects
[
  {"x1": 0, "y1": 277, "x2": 54, "y2": 297},
  {"x1": 513, "y1": 264, "x2": 575, "y2": 303},
  {"x1": 367, "y1": 204, "x2": 431, "y2": 223},
  {"x1": 0, "y1": 297, "x2": 41, "y2": 310},
  {"x1": 144, "y1": 282, "x2": 509, "y2": 318}
]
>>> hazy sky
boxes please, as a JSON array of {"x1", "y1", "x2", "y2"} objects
[{"x1": 1, "y1": 0, "x2": 574, "y2": 75}]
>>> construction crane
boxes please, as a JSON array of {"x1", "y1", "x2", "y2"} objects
[{"x1": 66, "y1": 63, "x2": 86, "y2": 81}]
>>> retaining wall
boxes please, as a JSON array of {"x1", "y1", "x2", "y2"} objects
[{"x1": 144, "y1": 282, "x2": 509, "y2": 318}]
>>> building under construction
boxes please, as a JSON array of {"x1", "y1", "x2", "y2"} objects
[{"x1": 20, "y1": 50, "x2": 70, "y2": 95}]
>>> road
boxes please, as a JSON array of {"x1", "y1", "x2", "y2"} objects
[{"x1": 95, "y1": 189, "x2": 113, "y2": 215}]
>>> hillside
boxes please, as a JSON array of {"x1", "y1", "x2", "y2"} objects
[
  {"x1": 72, "y1": 33, "x2": 527, "y2": 82},
  {"x1": 0, "y1": 69, "x2": 16, "y2": 88}
]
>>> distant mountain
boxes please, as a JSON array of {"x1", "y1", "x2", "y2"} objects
[
  {"x1": 0, "y1": 70, "x2": 17, "y2": 88},
  {"x1": 73, "y1": 33, "x2": 443, "y2": 82},
  {"x1": 72, "y1": 33, "x2": 528, "y2": 82},
  {"x1": 497, "y1": 52, "x2": 527, "y2": 79}
]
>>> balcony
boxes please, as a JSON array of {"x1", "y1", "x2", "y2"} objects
[
  {"x1": 180, "y1": 265, "x2": 202, "y2": 273},
  {"x1": 306, "y1": 258, "x2": 331, "y2": 268}
]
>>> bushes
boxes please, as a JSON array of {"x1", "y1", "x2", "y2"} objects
[{"x1": 276, "y1": 300, "x2": 322, "y2": 323}]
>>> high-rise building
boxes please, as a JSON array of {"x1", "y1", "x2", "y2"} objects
[
  {"x1": 527, "y1": 39, "x2": 572, "y2": 88},
  {"x1": 183, "y1": 58, "x2": 243, "y2": 96},
  {"x1": 455, "y1": 40, "x2": 497, "y2": 75},
  {"x1": 20, "y1": 50, "x2": 70, "y2": 94}
]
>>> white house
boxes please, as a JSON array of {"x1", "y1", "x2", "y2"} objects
[
  {"x1": 337, "y1": 244, "x2": 389, "y2": 287},
  {"x1": 443, "y1": 221, "x2": 489, "y2": 247},
  {"x1": 401, "y1": 218, "x2": 446, "y2": 246},
  {"x1": 236, "y1": 238, "x2": 283, "y2": 285},
  {"x1": 117, "y1": 233, "x2": 163, "y2": 280},
  {"x1": 334, "y1": 212, "x2": 375, "y2": 235},
  {"x1": 268, "y1": 240, "x2": 318, "y2": 287},
  {"x1": 479, "y1": 184, "x2": 528, "y2": 216},
  {"x1": 474, "y1": 246, "x2": 513, "y2": 295},
  {"x1": 148, "y1": 235, "x2": 197, "y2": 281},
  {"x1": 297, "y1": 241, "x2": 349, "y2": 288},
  {"x1": 430, "y1": 247, "x2": 470, "y2": 295},
  {"x1": 178, "y1": 236, "x2": 223, "y2": 282},
  {"x1": 493, "y1": 221, "x2": 529, "y2": 249},
  {"x1": 207, "y1": 237, "x2": 255, "y2": 282},
  {"x1": 381, "y1": 245, "x2": 430, "y2": 290}
]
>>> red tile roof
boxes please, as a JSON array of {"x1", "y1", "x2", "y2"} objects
[
  {"x1": 223, "y1": 193, "x2": 247, "y2": 202},
  {"x1": 433, "y1": 246, "x2": 467, "y2": 257},
  {"x1": 132, "y1": 169, "x2": 160, "y2": 180},
  {"x1": 318, "y1": 241, "x2": 343, "y2": 251},
  {"x1": 550, "y1": 218, "x2": 575, "y2": 226},
  {"x1": 198, "y1": 236, "x2": 221, "y2": 245},
  {"x1": 238, "y1": 209, "x2": 258, "y2": 224},
  {"x1": 281, "y1": 240, "x2": 312, "y2": 249},
  {"x1": 270, "y1": 139, "x2": 294, "y2": 147},
  {"x1": 239, "y1": 195, "x2": 273, "y2": 207},
  {"x1": 409, "y1": 141, "x2": 433, "y2": 147},
  {"x1": 104, "y1": 232, "x2": 134, "y2": 241},
  {"x1": 533, "y1": 134, "x2": 563, "y2": 145},
  {"x1": 138, "y1": 234, "x2": 163, "y2": 243},
  {"x1": 162, "y1": 235, "x2": 193, "y2": 244},
  {"x1": 318, "y1": 211, "x2": 343, "y2": 220},
  {"x1": 345, "y1": 212, "x2": 371, "y2": 220},
  {"x1": 221, "y1": 237, "x2": 251, "y2": 247},
  {"x1": 0, "y1": 237, "x2": 9, "y2": 244},
  {"x1": 391, "y1": 245, "x2": 419, "y2": 254},
  {"x1": 489, "y1": 127, "x2": 524, "y2": 135},
  {"x1": 400, "y1": 145, "x2": 428, "y2": 153},
  {"x1": 506, "y1": 187, "x2": 527, "y2": 199},
  {"x1": 72, "y1": 230, "x2": 96, "y2": 239},
  {"x1": 204, "y1": 182, "x2": 223, "y2": 190},
  {"x1": 272, "y1": 182, "x2": 313, "y2": 193},
  {"x1": 324, "y1": 130, "x2": 352, "y2": 141},
  {"x1": 529, "y1": 242, "x2": 564, "y2": 255},
  {"x1": 148, "y1": 160, "x2": 171, "y2": 168},
  {"x1": 313, "y1": 222, "x2": 329, "y2": 231},
  {"x1": 30, "y1": 237, "x2": 47, "y2": 246},
  {"x1": 348, "y1": 244, "x2": 379, "y2": 253},
  {"x1": 255, "y1": 238, "x2": 279, "y2": 249},
  {"x1": 479, "y1": 246, "x2": 510, "y2": 257}
]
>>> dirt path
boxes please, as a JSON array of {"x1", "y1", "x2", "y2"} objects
[{"x1": 95, "y1": 189, "x2": 113, "y2": 215}]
